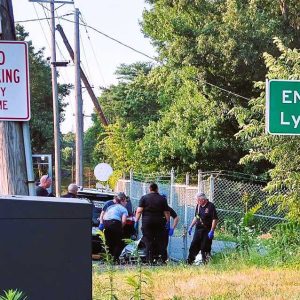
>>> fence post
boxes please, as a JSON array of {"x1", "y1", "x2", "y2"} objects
[
  {"x1": 209, "y1": 174, "x2": 215, "y2": 203},
  {"x1": 183, "y1": 172, "x2": 189, "y2": 260},
  {"x1": 129, "y1": 169, "x2": 133, "y2": 200},
  {"x1": 168, "y1": 168, "x2": 175, "y2": 258},
  {"x1": 198, "y1": 169, "x2": 203, "y2": 193},
  {"x1": 170, "y1": 168, "x2": 175, "y2": 207}
]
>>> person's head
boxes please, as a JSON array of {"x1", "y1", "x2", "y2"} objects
[
  {"x1": 115, "y1": 192, "x2": 127, "y2": 206},
  {"x1": 39, "y1": 175, "x2": 52, "y2": 189},
  {"x1": 149, "y1": 182, "x2": 158, "y2": 192},
  {"x1": 68, "y1": 183, "x2": 79, "y2": 195},
  {"x1": 196, "y1": 192, "x2": 208, "y2": 206}
]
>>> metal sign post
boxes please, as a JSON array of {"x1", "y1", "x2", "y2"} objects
[{"x1": 0, "y1": 41, "x2": 30, "y2": 121}]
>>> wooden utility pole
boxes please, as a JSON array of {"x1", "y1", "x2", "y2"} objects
[
  {"x1": 0, "y1": 0, "x2": 28, "y2": 195},
  {"x1": 56, "y1": 24, "x2": 109, "y2": 126},
  {"x1": 50, "y1": 0, "x2": 61, "y2": 196},
  {"x1": 74, "y1": 8, "x2": 83, "y2": 186}
]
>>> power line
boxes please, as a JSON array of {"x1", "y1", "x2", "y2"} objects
[
  {"x1": 32, "y1": 3, "x2": 51, "y2": 49},
  {"x1": 198, "y1": 80, "x2": 251, "y2": 101},
  {"x1": 59, "y1": 16, "x2": 157, "y2": 61},
  {"x1": 17, "y1": 13, "x2": 251, "y2": 102},
  {"x1": 60, "y1": 17, "x2": 251, "y2": 101},
  {"x1": 80, "y1": 13, "x2": 106, "y2": 86},
  {"x1": 40, "y1": 3, "x2": 68, "y2": 62},
  {"x1": 15, "y1": 13, "x2": 73, "y2": 23}
]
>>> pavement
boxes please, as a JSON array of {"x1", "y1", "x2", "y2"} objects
[{"x1": 168, "y1": 236, "x2": 236, "y2": 261}]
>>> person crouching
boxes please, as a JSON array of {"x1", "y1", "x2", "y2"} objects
[{"x1": 103, "y1": 196, "x2": 128, "y2": 262}]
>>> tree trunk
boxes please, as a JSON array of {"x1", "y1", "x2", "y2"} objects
[
  {"x1": 279, "y1": 0, "x2": 289, "y2": 23},
  {"x1": 0, "y1": 0, "x2": 28, "y2": 195}
]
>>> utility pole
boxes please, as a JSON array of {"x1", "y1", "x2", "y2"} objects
[
  {"x1": 56, "y1": 24, "x2": 109, "y2": 126},
  {"x1": 29, "y1": 0, "x2": 74, "y2": 196},
  {"x1": 0, "y1": 0, "x2": 28, "y2": 195},
  {"x1": 50, "y1": 0, "x2": 61, "y2": 196},
  {"x1": 74, "y1": 8, "x2": 83, "y2": 186}
]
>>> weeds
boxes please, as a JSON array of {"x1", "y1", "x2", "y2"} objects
[
  {"x1": 97, "y1": 230, "x2": 118, "y2": 300},
  {"x1": 0, "y1": 290, "x2": 27, "y2": 300},
  {"x1": 124, "y1": 239, "x2": 152, "y2": 300}
]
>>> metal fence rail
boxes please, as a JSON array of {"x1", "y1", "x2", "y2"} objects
[{"x1": 115, "y1": 171, "x2": 285, "y2": 261}]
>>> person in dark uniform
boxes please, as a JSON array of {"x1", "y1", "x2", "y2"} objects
[
  {"x1": 187, "y1": 192, "x2": 218, "y2": 264},
  {"x1": 161, "y1": 194, "x2": 179, "y2": 262},
  {"x1": 103, "y1": 196, "x2": 128, "y2": 262},
  {"x1": 135, "y1": 182, "x2": 170, "y2": 264},
  {"x1": 62, "y1": 183, "x2": 78, "y2": 198},
  {"x1": 36, "y1": 174, "x2": 54, "y2": 197}
]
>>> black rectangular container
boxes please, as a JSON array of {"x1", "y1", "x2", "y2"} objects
[{"x1": 0, "y1": 195, "x2": 92, "y2": 300}]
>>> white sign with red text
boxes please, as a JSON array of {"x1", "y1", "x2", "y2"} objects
[{"x1": 0, "y1": 41, "x2": 30, "y2": 121}]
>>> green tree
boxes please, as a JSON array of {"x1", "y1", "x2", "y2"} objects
[
  {"x1": 143, "y1": 0, "x2": 299, "y2": 100},
  {"x1": 234, "y1": 38, "x2": 300, "y2": 220}
]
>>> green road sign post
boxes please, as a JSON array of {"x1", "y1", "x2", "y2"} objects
[{"x1": 266, "y1": 79, "x2": 300, "y2": 135}]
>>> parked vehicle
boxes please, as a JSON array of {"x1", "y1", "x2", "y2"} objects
[{"x1": 77, "y1": 188, "x2": 136, "y2": 257}]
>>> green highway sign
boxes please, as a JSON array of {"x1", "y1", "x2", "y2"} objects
[{"x1": 266, "y1": 79, "x2": 300, "y2": 135}]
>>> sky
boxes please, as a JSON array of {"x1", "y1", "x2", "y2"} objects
[{"x1": 12, "y1": 0, "x2": 156, "y2": 133}]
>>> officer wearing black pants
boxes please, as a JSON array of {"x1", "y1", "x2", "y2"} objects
[
  {"x1": 161, "y1": 194, "x2": 179, "y2": 262},
  {"x1": 187, "y1": 192, "x2": 218, "y2": 264},
  {"x1": 103, "y1": 196, "x2": 128, "y2": 262},
  {"x1": 135, "y1": 182, "x2": 170, "y2": 264}
]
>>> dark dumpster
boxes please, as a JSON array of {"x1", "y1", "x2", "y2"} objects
[{"x1": 0, "y1": 195, "x2": 92, "y2": 300}]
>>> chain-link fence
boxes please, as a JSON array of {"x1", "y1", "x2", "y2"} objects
[{"x1": 115, "y1": 170, "x2": 285, "y2": 261}]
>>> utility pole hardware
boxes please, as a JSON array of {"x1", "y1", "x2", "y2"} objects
[
  {"x1": 30, "y1": 0, "x2": 74, "y2": 196},
  {"x1": 56, "y1": 24, "x2": 109, "y2": 126}
]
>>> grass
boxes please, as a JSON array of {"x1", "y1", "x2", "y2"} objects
[{"x1": 93, "y1": 264, "x2": 300, "y2": 300}]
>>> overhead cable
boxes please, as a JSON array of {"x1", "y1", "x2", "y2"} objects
[
  {"x1": 15, "y1": 14, "x2": 73, "y2": 23},
  {"x1": 17, "y1": 13, "x2": 251, "y2": 102}
]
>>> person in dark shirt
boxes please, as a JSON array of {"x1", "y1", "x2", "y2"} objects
[
  {"x1": 36, "y1": 175, "x2": 54, "y2": 197},
  {"x1": 161, "y1": 193, "x2": 179, "y2": 262},
  {"x1": 187, "y1": 192, "x2": 218, "y2": 264},
  {"x1": 62, "y1": 183, "x2": 78, "y2": 198},
  {"x1": 135, "y1": 182, "x2": 170, "y2": 264}
]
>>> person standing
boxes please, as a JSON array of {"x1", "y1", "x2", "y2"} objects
[
  {"x1": 135, "y1": 182, "x2": 170, "y2": 264},
  {"x1": 161, "y1": 194, "x2": 179, "y2": 262},
  {"x1": 187, "y1": 192, "x2": 218, "y2": 264},
  {"x1": 103, "y1": 196, "x2": 128, "y2": 262},
  {"x1": 36, "y1": 175, "x2": 54, "y2": 197},
  {"x1": 62, "y1": 183, "x2": 78, "y2": 198}
]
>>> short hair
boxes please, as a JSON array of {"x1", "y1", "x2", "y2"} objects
[
  {"x1": 196, "y1": 192, "x2": 208, "y2": 200},
  {"x1": 40, "y1": 174, "x2": 51, "y2": 185},
  {"x1": 116, "y1": 192, "x2": 126, "y2": 200},
  {"x1": 149, "y1": 182, "x2": 158, "y2": 192},
  {"x1": 68, "y1": 183, "x2": 78, "y2": 194}
]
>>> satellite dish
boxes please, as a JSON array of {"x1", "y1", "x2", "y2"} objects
[{"x1": 94, "y1": 163, "x2": 113, "y2": 181}]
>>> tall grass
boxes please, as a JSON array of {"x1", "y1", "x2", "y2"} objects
[{"x1": 93, "y1": 220, "x2": 300, "y2": 299}]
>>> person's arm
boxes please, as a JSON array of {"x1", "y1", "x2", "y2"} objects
[
  {"x1": 172, "y1": 215, "x2": 179, "y2": 229},
  {"x1": 189, "y1": 217, "x2": 197, "y2": 230},
  {"x1": 121, "y1": 213, "x2": 127, "y2": 227},
  {"x1": 211, "y1": 219, "x2": 218, "y2": 231},
  {"x1": 99, "y1": 210, "x2": 105, "y2": 224},
  {"x1": 164, "y1": 210, "x2": 170, "y2": 223},
  {"x1": 135, "y1": 207, "x2": 143, "y2": 222}
]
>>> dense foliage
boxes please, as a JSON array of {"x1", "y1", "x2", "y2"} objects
[
  {"x1": 85, "y1": 1, "x2": 299, "y2": 218},
  {"x1": 234, "y1": 39, "x2": 300, "y2": 220}
]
